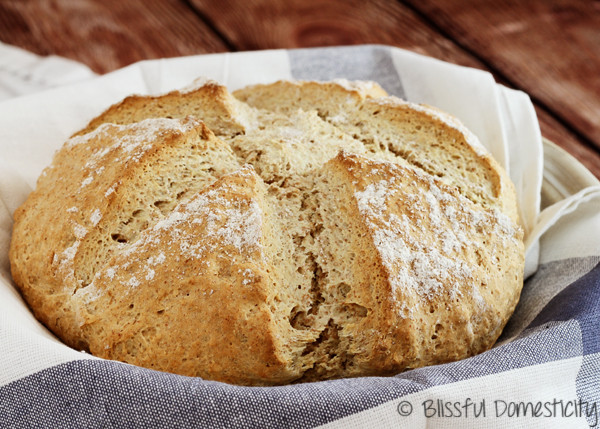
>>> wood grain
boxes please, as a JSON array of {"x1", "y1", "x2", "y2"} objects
[
  {"x1": 0, "y1": 0, "x2": 228, "y2": 73},
  {"x1": 403, "y1": 0, "x2": 600, "y2": 151},
  {"x1": 186, "y1": 0, "x2": 485, "y2": 68},
  {"x1": 536, "y1": 106, "x2": 600, "y2": 176}
]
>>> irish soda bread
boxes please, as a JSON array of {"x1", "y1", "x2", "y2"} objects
[{"x1": 9, "y1": 79, "x2": 524, "y2": 385}]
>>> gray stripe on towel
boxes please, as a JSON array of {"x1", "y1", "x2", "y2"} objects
[{"x1": 288, "y1": 45, "x2": 405, "y2": 98}]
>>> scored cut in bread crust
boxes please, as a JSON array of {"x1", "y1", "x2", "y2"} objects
[
  {"x1": 233, "y1": 80, "x2": 519, "y2": 225},
  {"x1": 75, "y1": 166, "x2": 318, "y2": 385},
  {"x1": 9, "y1": 78, "x2": 524, "y2": 386}
]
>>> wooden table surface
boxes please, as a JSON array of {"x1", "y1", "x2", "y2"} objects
[{"x1": 1, "y1": 0, "x2": 599, "y2": 178}]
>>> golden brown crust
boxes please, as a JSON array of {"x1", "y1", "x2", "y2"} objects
[
  {"x1": 323, "y1": 152, "x2": 523, "y2": 374},
  {"x1": 76, "y1": 79, "x2": 254, "y2": 137},
  {"x1": 75, "y1": 167, "x2": 304, "y2": 385},
  {"x1": 10, "y1": 116, "x2": 242, "y2": 348},
  {"x1": 10, "y1": 79, "x2": 525, "y2": 386},
  {"x1": 233, "y1": 79, "x2": 388, "y2": 115}
]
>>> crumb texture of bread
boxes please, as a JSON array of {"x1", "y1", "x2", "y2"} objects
[{"x1": 10, "y1": 79, "x2": 524, "y2": 386}]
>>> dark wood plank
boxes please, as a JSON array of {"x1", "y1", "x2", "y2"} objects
[
  {"x1": 0, "y1": 0, "x2": 229, "y2": 73},
  {"x1": 536, "y1": 106, "x2": 600, "y2": 177},
  {"x1": 402, "y1": 0, "x2": 600, "y2": 153},
  {"x1": 187, "y1": 0, "x2": 485, "y2": 68}
]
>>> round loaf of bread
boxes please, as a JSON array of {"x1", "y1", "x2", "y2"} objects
[{"x1": 9, "y1": 79, "x2": 524, "y2": 385}]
